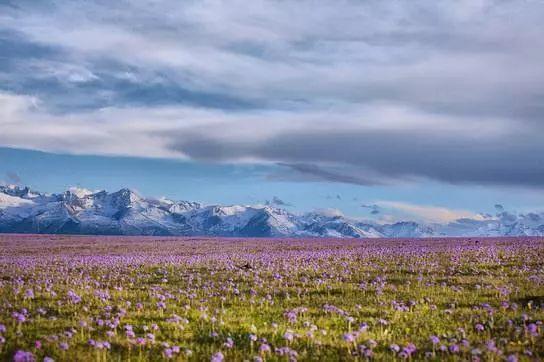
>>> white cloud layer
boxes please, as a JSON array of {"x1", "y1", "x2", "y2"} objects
[{"x1": 375, "y1": 201, "x2": 484, "y2": 223}]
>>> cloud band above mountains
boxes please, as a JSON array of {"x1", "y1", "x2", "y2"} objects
[{"x1": 1, "y1": 0, "x2": 544, "y2": 188}]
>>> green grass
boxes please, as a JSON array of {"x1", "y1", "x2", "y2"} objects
[{"x1": 0, "y1": 237, "x2": 543, "y2": 361}]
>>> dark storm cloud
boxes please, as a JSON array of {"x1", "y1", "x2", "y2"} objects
[
  {"x1": 267, "y1": 163, "x2": 387, "y2": 186},
  {"x1": 168, "y1": 127, "x2": 544, "y2": 187}
]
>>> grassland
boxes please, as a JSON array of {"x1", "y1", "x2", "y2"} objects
[{"x1": 0, "y1": 235, "x2": 543, "y2": 361}]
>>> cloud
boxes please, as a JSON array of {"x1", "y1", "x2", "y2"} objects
[
  {"x1": 0, "y1": 1, "x2": 544, "y2": 188},
  {"x1": 375, "y1": 201, "x2": 484, "y2": 223},
  {"x1": 267, "y1": 163, "x2": 389, "y2": 186},
  {"x1": 1, "y1": 90, "x2": 544, "y2": 187},
  {"x1": 313, "y1": 208, "x2": 345, "y2": 218},
  {"x1": 169, "y1": 124, "x2": 544, "y2": 187},
  {"x1": 5, "y1": 171, "x2": 21, "y2": 184},
  {"x1": 265, "y1": 196, "x2": 291, "y2": 207},
  {"x1": 361, "y1": 203, "x2": 380, "y2": 215},
  {"x1": 2, "y1": 0, "x2": 543, "y2": 118}
]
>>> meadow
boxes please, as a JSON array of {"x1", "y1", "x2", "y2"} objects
[{"x1": 0, "y1": 235, "x2": 542, "y2": 361}]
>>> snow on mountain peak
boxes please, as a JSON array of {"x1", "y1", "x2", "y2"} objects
[
  {"x1": 1, "y1": 185, "x2": 544, "y2": 238},
  {"x1": 0, "y1": 192, "x2": 34, "y2": 209},
  {"x1": 67, "y1": 187, "x2": 95, "y2": 198}
]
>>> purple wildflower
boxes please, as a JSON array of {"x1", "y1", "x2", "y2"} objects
[
  {"x1": 259, "y1": 344, "x2": 271, "y2": 354},
  {"x1": 223, "y1": 337, "x2": 234, "y2": 349},
  {"x1": 527, "y1": 323, "x2": 538, "y2": 336},
  {"x1": 506, "y1": 354, "x2": 518, "y2": 362},
  {"x1": 343, "y1": 332, "x2": 356, "y2": 343},
  {"x1": 210, "y1": 352, "x2": 224, "y2": 362},
  {"x1": 24, "y1": 289, "x2": 34, "y2": 299},
  {"x1": 13, "y1": 350, "x2": 35, "y2": 362},
  {"x1": 164, "y1": 348, "x2": 173, "y2": 359},
  {"x1": 283, "y1": 331, "x2": 294, "y2": 342},
  {"x1": 136, "y1": 337, "x2": 146, "y2": 346}
]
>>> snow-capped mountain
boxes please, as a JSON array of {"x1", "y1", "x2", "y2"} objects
[{"x1": 1, "y1": 185, "x2": 543, "y2": 238}]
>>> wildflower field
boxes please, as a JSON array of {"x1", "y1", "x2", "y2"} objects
[{"x1": 0, "y1": 235, "x2": 543, "y2": 361}]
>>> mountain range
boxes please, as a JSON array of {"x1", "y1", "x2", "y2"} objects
[{"x1": 1, "y1": 185, "x2": 543, "y2": 238}]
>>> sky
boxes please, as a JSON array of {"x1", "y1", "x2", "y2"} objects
[{"x1": 1, "y1": 0, "x2": 544, "y2": 223}]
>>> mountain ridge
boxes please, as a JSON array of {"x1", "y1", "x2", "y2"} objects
[{"x1": 1, "y1": 185, "x2": 543, "y2": 238}]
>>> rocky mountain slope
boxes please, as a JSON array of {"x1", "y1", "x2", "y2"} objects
[{"x1": 1, "y1": 185, "x2": 543, "y2": 237}]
